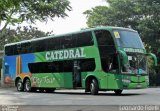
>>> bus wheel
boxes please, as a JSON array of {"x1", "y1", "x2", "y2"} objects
[
  {"x1": 24, "y1": 79, "x2": 31, "y2": 92},
  {"x1": 16, "y1": 79, "x2": 23, "y2": 92},
  {"x1": 114, "y1": 90, "x2": 123, "y2": 95},
  {"x1": 90, "y1": 79, "x2": 99, "y2": 95}
]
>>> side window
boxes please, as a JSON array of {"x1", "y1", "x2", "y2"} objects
[
  {"x1": 62, "y1": 60, "x2": 73, "y2": 72},
  {"x1": 32, "y1": 40, "x2": 48, "y2": 52},
  {"x1": 95, "y1": 30, "x2": 116, "y2": 57},
  {"x1": 16, "y1": 44, "x2": 21, "y2": 54},
  {"x1": 28, "y1": 61, "x2": 73, "y2": 73},
  {"x1": 46, "y1": 38, "x2": 52, "y2": 50},
  {"x1": 76, "y1": 32, "x2": 94, "y2": 47},
  {"x1": 54, "y1": 37, "x2": 62, "y2": 50},
  {"x1": 95, "y1": 30, "x2": 114, "y2": 46},
  {"x1": 4, "y1": 46, "x2": 8, "y2": 55},
  {"x1": 61, "y1": 35, "x2": 75, "y2": 49},
  {"x1": 28, "y1": 58, "x2": 95, "y2": 73},
  {"x1": 20, "y1": 42, "x2": 31, "y2": 54},
  {"x1": 13, "y1": 45, "x2": 19, "y2": 55},
  {"x1": 31, "y1": 41, "x2": 40, "y2": 52},
  {"x1": 80, "y1": 58, "x2": 95, "y2": 72},
  {"x1": 28, "y1": 62, "x2": 56, "y2": 73},
  {"x1": 95, "y1": 30, "x2": 118, "y2": 72},
  {"x1": 5, "y1": 45, "x2": 19, "y2": 55},
  {"x1": 49, "y1": 37, "x2": 61, "y2": 50},
  {"x1": 5, "y1": 46, "x2": 12, "y2": 56},
  {"x1": 38, "y1": 40, "x2": 47, "y2": 52}
]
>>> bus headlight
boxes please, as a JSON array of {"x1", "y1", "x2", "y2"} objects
[{"x1": 122, "y1": 79, "x2": 131, "y2": 84}]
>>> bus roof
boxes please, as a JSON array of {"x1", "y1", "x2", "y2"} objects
[{"x1": 4, "y1": 26, "x2": 136, "y2": 47}]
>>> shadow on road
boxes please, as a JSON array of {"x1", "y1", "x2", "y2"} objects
[
  {"x1": 54, "y1": 92, "x2": 144, "y2": 96},
  {"x1": 24, "y1": 90, "x2": 145, "y2": 96},
  {"x1": 6, "y1": 87, "x2": 146, "y2": 96}
]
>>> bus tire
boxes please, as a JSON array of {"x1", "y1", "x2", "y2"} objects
[
  {"x1": 16, "y1": 79, "x2": 23, "y2": 92},
  {"x1": 24, "y1": 79, "x2": 32, "y2": 92},
  {"x1": 90, "y1": 79, "x2": 99, "y2": 95},
  {"x1": 114, "y1": 89, "x2": 123, "y2": 95}
]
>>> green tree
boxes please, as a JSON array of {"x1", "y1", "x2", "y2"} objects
[
  {"x1": 0, "y1": 0, "x2": 71, "y2": 42},
  {"x1": 84, "y1": 0, "x2": 160, "y2": 86}
]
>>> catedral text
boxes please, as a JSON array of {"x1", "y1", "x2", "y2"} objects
[{"x1": 45, "y1": 48, "x2": 86, "y2": 61}]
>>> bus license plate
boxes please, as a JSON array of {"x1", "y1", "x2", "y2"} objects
[{"x1": 137, "y1": 84, "x2": 142, "y2": 88}]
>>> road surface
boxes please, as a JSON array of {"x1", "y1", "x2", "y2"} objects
[{"x1": 0, "y1": 88, "x2": 160, "y2": 111}]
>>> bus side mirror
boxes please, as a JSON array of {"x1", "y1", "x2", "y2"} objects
[
  {"x1": 117, "y1": 50, "x2": 129, "y2": 68},
  {"x1": 146, "y1": 53, "x2": 157, "y2": 66}
]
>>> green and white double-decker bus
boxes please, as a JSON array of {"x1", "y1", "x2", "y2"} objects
[{"x1": 3, "y1": 26, "x2": 157, "y2": 95}]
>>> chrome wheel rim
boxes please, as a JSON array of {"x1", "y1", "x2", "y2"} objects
[
  {"x1": 90, "y1": 83, "x2": 94, "y2": 92},
  {"x1": 17, "y1": 82, "x2": 22, "y2": 91},
  {"x1": 25, "y1": 81, "x2": 30, "y2": 91}
]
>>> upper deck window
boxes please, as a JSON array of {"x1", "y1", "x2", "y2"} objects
[{"x1": 5, "y1": 31, "x2": 94, "y2": 56}]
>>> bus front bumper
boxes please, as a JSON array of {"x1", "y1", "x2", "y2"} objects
[{"x1": 123, "y1": 82, "x2": 148, "y2": 89}]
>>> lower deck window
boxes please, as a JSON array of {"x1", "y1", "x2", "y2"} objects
[{"x1": 28, "y1": 58, "x2": 96, "y2": 73}]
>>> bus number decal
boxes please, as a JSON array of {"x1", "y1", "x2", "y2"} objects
[{"x1": 114, "y1": 31, "x2": 120, "y2": 38}]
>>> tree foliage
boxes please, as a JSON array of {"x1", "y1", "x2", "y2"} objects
[
  {"x1": 0, "y1": 0, "x2": 71, "y2": 33},
  {"x1": 84, "y1": 0, "x2": 160, "y2": 86}
]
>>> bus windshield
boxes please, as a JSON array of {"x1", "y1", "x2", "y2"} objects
[
  {"x1": 114, "y1": 30, "x2": 144, "y2": 49},
  {"x1": 126, "y1": 54, "x2": 147, "y2": 74}
]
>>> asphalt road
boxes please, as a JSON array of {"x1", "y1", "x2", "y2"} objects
[{"x1": 0, "y1": 88, "x2": 160, "y2": 111}]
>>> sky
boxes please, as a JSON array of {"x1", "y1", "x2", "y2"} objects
[{"x1": 35, "y1": 0, "x2": 107, "y2": 35}]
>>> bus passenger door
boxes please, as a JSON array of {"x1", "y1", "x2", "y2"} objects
[
  {"x1": 106, "y1": 55, "x2": 121, "y2": 89},
  {"x1": 73, "y1": 61, "x2": 81, "y2": 88}
]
